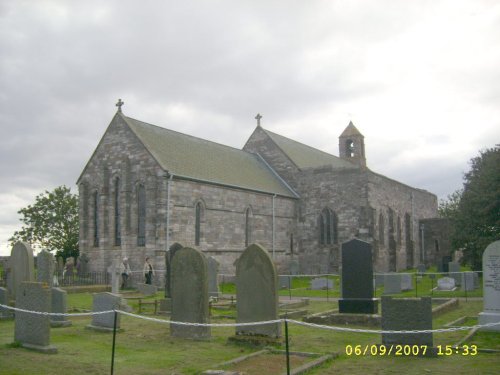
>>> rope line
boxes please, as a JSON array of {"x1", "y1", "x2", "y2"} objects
[{"x1": 2, "y1": 303, "x2": 499, "y2": 333}]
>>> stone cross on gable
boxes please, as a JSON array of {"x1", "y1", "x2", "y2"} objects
[
  {"x1": 116, "y1": 99, "x2": 124, "y2": 112},
  {"x1": 255, "y1": 113, "x2": 262, "y2": 127}
]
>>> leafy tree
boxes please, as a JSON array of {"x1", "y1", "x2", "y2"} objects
[
  {"x1": 440, "y1": 146, "x2": 500, "y2": 270},
  {"x1": 9, "y1": 185, "x2": 79, "y2": 260}
]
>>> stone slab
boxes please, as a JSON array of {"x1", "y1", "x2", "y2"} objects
[
  {"x1": 137, "y1": 283, "x2": 158, "y2": 296},
  {"x1": 383, "y1": 274, "x2": 401, "y2": 295},
  {"x1": 87, "y1": 292, "x2": 122, "y2": 331},
  {"x1": 479, "y1": 241, "x2": 500, "y2": 332},
  {"x1": 311, "y1": 278, "x2": 333, "y2": 290}
]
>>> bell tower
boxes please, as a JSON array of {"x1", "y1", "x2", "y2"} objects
[{"x1": 339, "y1": 121, "x2": 366, "y2": 167}]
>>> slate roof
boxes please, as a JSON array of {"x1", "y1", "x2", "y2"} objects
[
  {"x1": 262, "y1": 128, "x2": 357, "y2": 170},
  {"x1": 123, "y1": 115, "x2": 298, "y2": 198}
]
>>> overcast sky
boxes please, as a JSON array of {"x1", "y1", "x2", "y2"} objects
[{"x1": 1, "y1": 0, "x2": 499, "y2": 256}]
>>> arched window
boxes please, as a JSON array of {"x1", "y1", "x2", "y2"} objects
[
  {"x1": 319, "y1": 208, "x2": 337, "y2": 245},
  {"x1": 378, "y1": 213, "x2": 385, "y2": 245},
  {"x1": 93, "y1": 190, "x2": 99, "y2": 247},
  {"x1": 195, "y1": 201, "x2": 203, "y2": 246},
  {"x1": 345, "y1": 139, "x2": 355, "y2": 157},
  {"x1": 137, "y1": 184, "x2": 146, "y2": 246},
  {"x1": 245, "y1": 207, "x2": 252, "y2": 247},
  {"x1": 114, "y1": 178, "x2": 121, "y2": 246}
]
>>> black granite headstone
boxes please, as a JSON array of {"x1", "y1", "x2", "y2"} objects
[
  {"x1": 441, "y1": 256, "x2": 452, "y2": 273},
  {"x1": 338, "y1": 239, "x2": 378, "y2": 314}
]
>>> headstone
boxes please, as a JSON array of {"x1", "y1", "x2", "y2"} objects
[
  {"x1": 311, "y1": 277, "x2": 333, "y2": 290},
  {"x1": 7, "y1": 242, "x2": 35, "y2": 300},
  {"x1": 289, "y1": 260, "x2": 299, "y2": 275},
  {"x1": 170, "y1": 247, "x2": 210, "y2": 339},
  {"x1": 137, "y1": 283, "x2": 157, "y2": 296},
  {"x1": 473, "y1": 272, "x2": 480, "y2": 289},
  {"x1": 383, "y1": 274, "x2": 401, "y2": 294},
  {"x1": 381, "y1": 296, "x2": 433, "y2": 349},
  {"x1": 235, "y1": 243, "x2": 281, "y2": 338},
  {"x1": 375, "y1": 274, "x2": 385, "y2": 287},
  {"x1": 0, "y1": 287, "x2": 13, "y2": 319},
  {"x1": 279, "y1": 275, "x2": 291, "y2": 289},
  {"x1": 51, "y1": 288, "x2": 72, "y2": 327},
  {"x1": 37, "y1": 249, "x2": 55, "y2": 287},
  {"x1": 461, "y1": 272, "x2": 475, "y2": 292},
  {"x1": 14, "y1": 282, "x2": 57, "y2": 353},
  {"x1": 441, "y1": 256, "x2": 452, "y2": 273},
  {"x1": 448, "y1": 261, "x2": 461, "y2": 286},
  {"x1": 417, "y1": 264, "x2": 426, "y2": 273},
  {"x1": 165, "y1": 242, "x2": 183, "y2": 298},
  {"x1": 87, "y1": 292, "x2": 122, "y2": 331},
  {"x1": 77, "y1": 253, "x2": 90, "y2": 276},
  {"x1": 401, "y1": 274, "x2": 413, "y2": 291},
  {"x1": 436, "y1": 277, "x2": 456, "y2": 291},
  {"x1": 107, "y1": 259, "x2": 121, "y2": 294},
  {"x1": 56, "y1": 257, "x2": 64, "y2": 274},
  {"x1": 479, "y1": 241, "x2": 500, "y2": 332},
  {"x1": 338, "y1": 239, "x2": 378, "y2": 314},
  {"x1": 207, "y1": 256, "x2": 220, "y2": 298}
]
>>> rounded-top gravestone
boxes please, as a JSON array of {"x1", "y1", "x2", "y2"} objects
[{"x1": 7, "y1": 242, "x2": 35, "y2": 300}]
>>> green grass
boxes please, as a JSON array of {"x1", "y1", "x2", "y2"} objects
[{"x1": 1, "y1": 293, "x2": 498, "y2": 374}]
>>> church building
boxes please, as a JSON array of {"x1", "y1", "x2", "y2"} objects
[{"x1": 77, "y1": 104, "x2": 445, "y2": 275}]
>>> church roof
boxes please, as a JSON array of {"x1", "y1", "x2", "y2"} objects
[
  {"x1": 262, "y1": 128, "x2": 356, "y2": 169},
  {"x1": 123, "y1": 115, "x2": 299, "y2": 198}
]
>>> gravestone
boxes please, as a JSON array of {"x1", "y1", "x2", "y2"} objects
[
  {"x1": 137, "y1": 283, "x2": 157, "y2": 296},
  {"x1": 383, "y1": 274, "x2": 401, "y2": 294},
  {"x1": 87, "y1": 292, "x2": 122, "y2": 331},
  {"x1": 171, "y1": 247, "x2": 210, "y2": 339},
  {"x1": 375, "y1": 274, "x2": 385, "y2": 287},
  {"x1": 236, "y1": 243, "x2": 280, "y2": 338},
  {"x1": 339, "y1": 239, "x2": 378, "y2": 314},
  {"x1": 437, "y1": 277, "x2": 456, "y2": 291},
  {"x1": 479, "y1": 241, "x2": 500, "y2": 331},
  {"x1": 448, "y1": 261, "x2": 461, "y2": 286},
  {"x1": 51, "y1": 288, "x2": 72, "y2": 327},
  {"x1": 207, "y1": 256, "x2": 220, "y2": 298},
  {"x1": 417, "y1": 264, "x2": 427, "y2": 273},
  {"x1": 56, "y1": 257, "x2": 64, "y2": 274},
  {"x1": 107, "y1": 259, "x2": 121, "y2": 294},
  {"x1": 311, "y1": 277, "x2": 333, "y2": 290},
  {"x1": 473, "y1": 272, "x2": 480, "y2": 289},
  {"x1": 14, "y1": 282, "x2": 57, "y2": 353},
  {"x1": 77, "y1": 253, "x2": 90, "y2": 276},
  {"x1": 279, "y1": 275, "x2": 291, "y2": 289},
  {"x1": 0, "y1": 287, "x2": 13, "y2": 319},
  {"x1": 441, "y1": 256, "x2": 452, "y2": 273},
  {"x1": 7, "y1": 242, "x2": 35, "y2": 300},
  {"x1": 461, "y1": 272, "x2": 475, "y2": 292},
  {"x1": 37, "y1": 249, "x2": 55, "y2": 287},
  {"x1": 289, "y1": 260, "x2": 299, "y2": 275},
  {"x1": 401, "y1": 274, "x2": 413, "y2": 291},
  {"x1": 381, "y1": 296, "x2": 433, "y2": 350},
  {"x1": 165, "y1": 242, "x2": 183, "y2": 298}
]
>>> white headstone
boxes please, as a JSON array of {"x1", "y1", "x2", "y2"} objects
[
  {"x1": 479, "y1": 241, "x2": 500, "y2": 331},
  {"x1": 437, "y1": 277, "x2": 456, "y2": 291}
]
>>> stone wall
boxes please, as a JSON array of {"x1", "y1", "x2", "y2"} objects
[{"x1": 419, "y1": 218, "x2": 451, "y2": 267}]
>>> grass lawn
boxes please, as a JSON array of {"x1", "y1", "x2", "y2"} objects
[{"x1": 1, "y1": 293, "x2": 499, "y2": 374}]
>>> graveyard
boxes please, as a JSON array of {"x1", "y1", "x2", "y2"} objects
[{"x1": 0, "y1": 241, "x2": 499, "y2": 374}]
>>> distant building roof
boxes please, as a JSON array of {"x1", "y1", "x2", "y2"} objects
[
  {"x1": 123, "y1": 115, "x2": 298, "y2": 198},
  {"x1": 261, "y1": 128, "x2": 356, "y2": 170}
]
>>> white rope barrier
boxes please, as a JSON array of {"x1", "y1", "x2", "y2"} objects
[{"x1": 2, "y1": 303, "x2": 499, "y2": 334}]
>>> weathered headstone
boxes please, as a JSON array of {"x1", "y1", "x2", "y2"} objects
[
  {"x1": 473, "y1": 272, "x2": 480, "y2": 289},
  {"x1": 87, "y1": 292, "x2": 122, "y2": 331},
  {"x1": 417, "y1": 264, "x2": 427, "y2": 273},
  {"x1": 37, "y1": 249, "x2": 55, "y2": 287},
  {"x1": 383, "y1": 274, "x2": 401, "y2": 294},
  {"x1": 0, "y1": 287, "x2": 13, "y2": 319},
  {"x1": 441, "y1": 256, "x2": 452, "y2": 273},
  {"x1": 236, "y1": 243, "x2": 280, "y2": 337},
  {"x1": 311, "y1": 277, "x2": 333, "y2": 290},
  {"x1": 479, "y1": 241, "x2": 500, "y2": 332},
  {"x1": 401, "y1": 274, "x2": 413, "y2": 291},
  {"x1": 56, "y1": 257, "x2": 64, "y2": 274},
  {"x1": 77, "y1": 253, "x2": 90, "y2": 276},
  {"x1": 461, "y1": 272, "x2": 475, "y2": 292},
  {"x1": 339, "y1": 239, "x2": 378, "y2": 314},
  {"x1": 436, "y1": 277, "x2": 456, "y2": 291},
  {"x1": 107, "y1": 259, "x2": 121, "y2": 294},
  {"x1": 375, "y1": 273, "x2": 385, "y2": 287},
  {"x1": 51, "y1": 288, "x2": 72, "y2": 327},
  {"x1": 207, "y1": 256, "x2": 220, "y2": 298},
  {"x1": 171, "y1": 247, "x2": 210, "y2": 339},
  {"x1": 381, "y1": 296, "x2": 433, "y2": 350},
  {"x1": 137, "y1": 283, "x2": 157, "y2": 296},
  {"x1": 7, "y1": 242, "x2": 35, "y2": 300},
  {"x1": 289, "y1": 260, "x2": 299, "y2": 275},
  {"x1": 279, "y1": 275, "x2": 291, "y2": 289},
  {"x1": 165, "y1": 242, "x2": 183, "y2": 298},
  {"x1": 448, "y1": 261, "x2": 461, "y2": 286},
  {"x1": 14, "y1": 282, "x2": 57, "y2": 353}
]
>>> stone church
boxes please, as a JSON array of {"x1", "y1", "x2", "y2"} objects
[{"x1": 77, "y1": 104, "x2": 446, "y2": 276}]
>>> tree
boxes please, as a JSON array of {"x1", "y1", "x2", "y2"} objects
[
  {"x1": 440, "y1": 146, "x2": 500, "y2": 270},
  {"x1": 9, "y1": 185, "x2": 79, "y2": 260}
]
